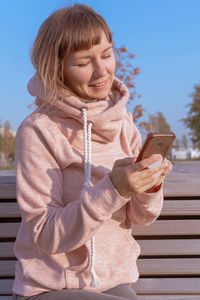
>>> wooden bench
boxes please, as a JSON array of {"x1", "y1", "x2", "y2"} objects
[{"x1": 0, "y1": 175, "x2": 200, "y2": 300}]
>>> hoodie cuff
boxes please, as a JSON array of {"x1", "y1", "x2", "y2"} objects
[
  {"x1": 89, "y1": 174, "x2": 130, "y2": 217},
  {"x1": 134, "y1": 185, "x2": 163, "y2": 204}
]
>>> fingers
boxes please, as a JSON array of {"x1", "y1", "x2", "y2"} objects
[
  {"x1": 113, "y1": 157, "x2": 137, "y2": 168},
  {"x1": 130, "y1": 154, "x2": 162, "y2": 172},
  {"x1": 110, "y1": 156, "x2": 173, "y2": 197},
  {"x1": 160, "y1": 159, "x2": 173, "y2": 176},
  {"x1": 149, "y1": 159, "x2": 173, "y2": 192},
  {"x1": 141, "y1": 164, "x2": 165, "y2": 186},
  {"x1": 126, "y1": 162, "x2": 166, "y2": 194}
]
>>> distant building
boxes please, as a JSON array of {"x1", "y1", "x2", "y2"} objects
[{"x1": 172, "y1": 147, "x2": 200, "y2": 160}]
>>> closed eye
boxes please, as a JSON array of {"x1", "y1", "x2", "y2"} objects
[
  {"x1": 78, "y1": 62, "x2": 90, "y2": 67},
  {"x1": 102, "y1": 54, "x2": 111, "y2": 59}
]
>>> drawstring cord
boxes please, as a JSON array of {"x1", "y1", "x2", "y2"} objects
[
  {"x1": 81, "y1": 108, "x2": 99, "y2": 288},
  {"x1": 82, "y1": 108, "x2": 92, "y2": 188}
]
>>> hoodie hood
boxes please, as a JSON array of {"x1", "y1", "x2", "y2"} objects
[{"x1": 28, "y1": 74, "x2": 129, "y2": 142}]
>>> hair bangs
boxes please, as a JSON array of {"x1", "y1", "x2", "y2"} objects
[
  {"x1": 59, "y1": 6, "x2": 113, "y2": 58},
  {"x1": 70, "y1": 23, "x2": 112, "y2": 53}
]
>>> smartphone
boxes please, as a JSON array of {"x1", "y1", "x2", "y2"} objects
[{"x1": 136, "y1": 132, "x2": 176, "y2": 164}]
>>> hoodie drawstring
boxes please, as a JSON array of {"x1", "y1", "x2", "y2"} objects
[{"x1": 82, "y1": 108, "x2": 99, "y2": 288}]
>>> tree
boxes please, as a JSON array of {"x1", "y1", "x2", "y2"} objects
[
  {"x1": 173, "y1": 138, "x2": 180, "y2": 150},
  {"x1": 182, "y1": 84, "x2": 200, "y2": 149},
  {"x1": 115, "y1": 46, "x2": 139, "y2": 102},
  {"x1": 181, "y1": 135, "x2": 188, "y2": 149},
  {"x1": 115, "y1": 46, "x2": 151, "y2": 132},
  {"x1": 147, "y1": 112, "x2": 171, "y2": 133},
  {"x1": 2, "y1": 121, "x2": 15, "y2": 163}
]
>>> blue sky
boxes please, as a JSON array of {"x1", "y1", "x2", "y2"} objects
[{"x1": 1, "y1": 0, "x2": 200, "y2": 143}]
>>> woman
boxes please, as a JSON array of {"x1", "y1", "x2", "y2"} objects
[{"x1": 13, "y1": 4, "x2": 172, "y2": 300}]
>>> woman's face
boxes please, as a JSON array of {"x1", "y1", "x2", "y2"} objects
[{"x1": 63, "y1": 32, "x2": 116, "y2": 101}]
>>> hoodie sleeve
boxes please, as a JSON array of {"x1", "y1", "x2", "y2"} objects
[
  {"x1": 125, "y1": 113, "x2": 164, "y2": 226},
  {"x1": 15, "y1": 117, "x2": 129, "y2": 255}
]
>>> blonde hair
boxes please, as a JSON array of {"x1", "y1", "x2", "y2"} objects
[{"x1": 31, "y1": 4, "x2": 112, "y2": 107}]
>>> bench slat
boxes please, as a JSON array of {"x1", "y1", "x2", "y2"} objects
[
  {"x1": 0, "y1": 223, "x2": 20, "y2": 238},
  {"x1": 0, "y1": 177, "x2": 16, "y2": 184},
  {"x1": 0, "y1": 185, "x2": 16, "y2": 199},
  {"x1": 0, "y1": 279, "x2": 13, "y2": 294},
  {"x1": 1, "y1": 200, "x2": 200, "y2": 218},
  {"x1": 0, "y1": 261, "x2": 15, "y2": 276},
  {"x1": 138, "y1": 239, "x2": 200, "y2": 256},
  {"x1": 1, "y1": 198, "x2": 199, "y2": 217},
  {"x1": 0, "y1": 200, "x2": 200, "y2": 218},
  {"x1": 0, "y1": 203, "x2": 20, "y2": 218},
  {"x1": 1, "y1": 240, "x2": 199, "y2": 258},
  {"x1": 138, "y1": 296, "x2": 200, "y2": 300},
  {"x1": 1, "y1": 258, "x2": 200, "y2": 277},
  {"x1": 1, "y1": 278, "x2": 200, "y2": 295},
  {"x1": 1, "y1": 220, "x2": 200, "y2": 239},
  {"x1": 1, "y1": 198, "x2": 200, "y2": 212},
  {"x1": 1, "y1": 296, "x2": 199, "y2": 299},
  {"x1": 133, "y1": 220, "x2": 200, "y2": 236},
  {"x1": 0, "y1": 243, "x2": 14, "y2": 258},
  {"x1": 162, "y1": 200, "x2": 200, "y2": 216},
  {"x1": 134, "y1": 278, "x2": 200, "y2": 294},
  {"x1": 138, "y1": 258, "x2": 200, "y2": 275}
]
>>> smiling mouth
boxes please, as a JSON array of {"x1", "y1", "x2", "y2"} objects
[{"x1": 89, "y1": 79, "x2": 108, "y2": 88}]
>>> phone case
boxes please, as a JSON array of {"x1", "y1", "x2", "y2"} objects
[{"x1": 137, "y1": 132, "x2": 176, "y2": 162}]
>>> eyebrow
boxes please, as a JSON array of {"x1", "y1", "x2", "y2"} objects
[{"x1": 75, "y1": 45, "x2": 113, "y2": 60}]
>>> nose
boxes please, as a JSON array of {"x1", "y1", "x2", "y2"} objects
[{"x1": 93, "y1": 59, "x2": 107, "y2": 77}]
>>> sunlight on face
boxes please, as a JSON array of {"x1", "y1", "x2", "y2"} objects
[{"x1": 63, "y1": 32, "x2": 116, "y2": 101}]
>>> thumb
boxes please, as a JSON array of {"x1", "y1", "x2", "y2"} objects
[{"x1": 114, "y1": 157, "x2": 137, "y2": 168}]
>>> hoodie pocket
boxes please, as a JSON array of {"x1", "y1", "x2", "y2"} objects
[{"x1": 65, "y1": 244, "x2": 90, "y2": 289}]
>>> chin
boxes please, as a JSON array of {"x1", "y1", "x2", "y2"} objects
[
  {"x1": 90, "y1": 85, "x2": 113, "y2": 100},
  {"x1": 91, "y1": 92, "x2": 110, "y2": 101}
]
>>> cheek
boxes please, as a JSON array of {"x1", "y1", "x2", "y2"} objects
[
  {"x1": 65, "y1": 69, "x2": 91, "y2": 88},
  {"x1": 108, "y1": 56, "x2": 116, "y2": 74},
  {"x1": 76, "y1": 71, "x2": 92, "y2": 85}
]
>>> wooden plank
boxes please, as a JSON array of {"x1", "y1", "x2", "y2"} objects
[
  {"x1": 0, "y1": 200, "x2": 200, "y2": 217},
  {"x1": 138, "y1": 239, "x2": 200, "y2": 256},
  {"x1": 0, "y1": 243, "x2": 15, "y2": 258},
  {"x1": 0, "y1": 185, "x2": 16, "y2": 199},
  {"x1": 0, "y1": 176, "x2": 16, "y2": 184},
  {"x1": 138, "y1": 258, "x2": 200, "y2": 276},
  {"x1": 0, "y1": 223, "x2": 20, "y2": 238},
  {"x1": 1, "y1": 258, "x2": 200, "y2": 277},
  {"x1": 0, "y1": 279, "x2": 13, "y2": 294},
  {"x1": 138, "y1": 296, "x2": 200, "y2": 300},
  {"x1": 0, "y1": 261, "x2": 16, "y2": 276},
  {"x1": 0, "y1": 203, "x2": 20, "y2": 218},
  {"x1": 1, "y1": 220, "x2": 200, "y2": 239},
  {"x1": 133, "y1": 220, "x2": 200, "y2": 236},
  {"x1": 161, "y1": 200, "x2": 200, "y2": 216},
  {"x1": 134, "y1": 278, "x2": 200, "y2": 294},
  {"x1": 0, "y1": 278, "x2": 200, "y2": 296}
]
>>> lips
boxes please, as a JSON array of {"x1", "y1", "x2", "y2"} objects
[{"x1": 89, "y1": 79, "x2": 108, "y2": 88}]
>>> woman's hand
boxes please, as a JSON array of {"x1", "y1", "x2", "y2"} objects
[
  {"x1": 109, "y1": 155, "x2": 172, "y2": 198},
  {"x1": 148, "y1": 157, "x2": 172, "y2": 191}
]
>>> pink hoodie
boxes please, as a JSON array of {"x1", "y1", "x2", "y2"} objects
[{"x1": 13, "y1": 75, "x2": 163, "y2": 296}]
